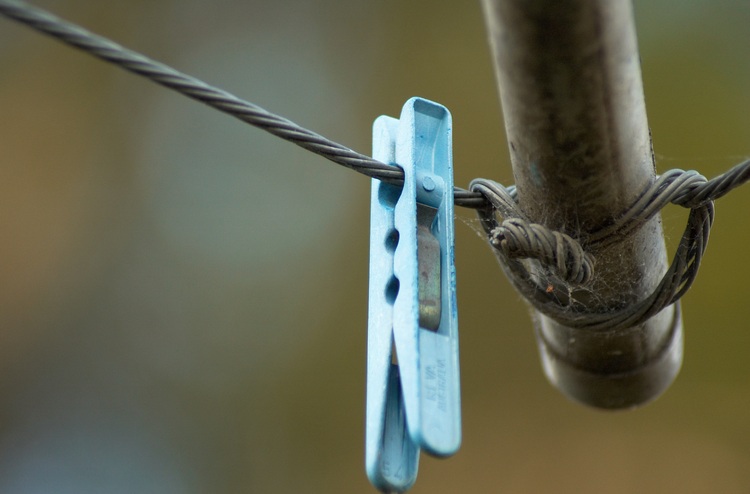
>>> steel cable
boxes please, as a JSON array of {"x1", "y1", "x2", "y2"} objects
[{"x1": 0, "y1": 0, "x2": 487, "y2": 209}]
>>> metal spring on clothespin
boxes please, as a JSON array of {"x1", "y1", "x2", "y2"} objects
[{"x1": 366, "y1": 97, "x2": 461, "y2": 493}]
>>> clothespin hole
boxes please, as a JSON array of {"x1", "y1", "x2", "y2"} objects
[
  {"x1": 377, "y1": 180, "x2": 402, "y2": 208},
  {"x1": 385, "y1": 229, "x2": 399, "y2": 253},
  {"x1": 385, "y1": 276, "x2": 400, "y2": 304}
]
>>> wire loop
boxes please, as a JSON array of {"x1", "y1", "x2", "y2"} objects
[{"x1": 471, "y1": 160, "x2": 750, "y2": 331}]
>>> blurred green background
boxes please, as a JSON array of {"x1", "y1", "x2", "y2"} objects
[{"x1": 1, "y1": 1, "x2": 749, "y2": 493}]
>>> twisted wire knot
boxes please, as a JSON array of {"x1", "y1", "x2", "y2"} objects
[
  {"x1": 469, "y1": 159, "x2": 750, "y2": 331},
  {"x1": 469, "y1": 178, "x2": 594, "y2": 287},
  {"x1": 491, "y1": 218, "x2": 594, "y2": 285}
]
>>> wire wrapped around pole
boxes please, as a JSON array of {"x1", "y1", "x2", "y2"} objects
[{"x1": 467, "y1": 159, "x2": 750, "y2": 332}]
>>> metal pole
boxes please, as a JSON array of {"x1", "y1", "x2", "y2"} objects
[{"x1": 481, "y1": 0, "x2": 683, "y2": 409}]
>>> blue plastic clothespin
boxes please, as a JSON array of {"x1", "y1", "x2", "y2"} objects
[{"x1": 366, "y1": 97, "x2": 460, "y2": 493}]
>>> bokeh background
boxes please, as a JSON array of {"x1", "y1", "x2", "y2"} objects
[{"x1": 1, "y1": 1, "x2": 749, "y2": 492}]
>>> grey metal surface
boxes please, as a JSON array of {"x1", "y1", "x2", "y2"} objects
[{"x1": 481, "y1": 0, "x2": 682, "y2": 408}]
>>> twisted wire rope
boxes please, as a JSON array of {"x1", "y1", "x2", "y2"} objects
[
  {"x1": 0, "y1": 0, "x2": 487, "y2": 209},
  {"x1": 2, "y1": 0, "x2": 750, "y2": 330}
]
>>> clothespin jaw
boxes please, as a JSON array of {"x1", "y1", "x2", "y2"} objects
[{"x1": 366, "y1": 97, "x2": 460, "y2": 493}]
